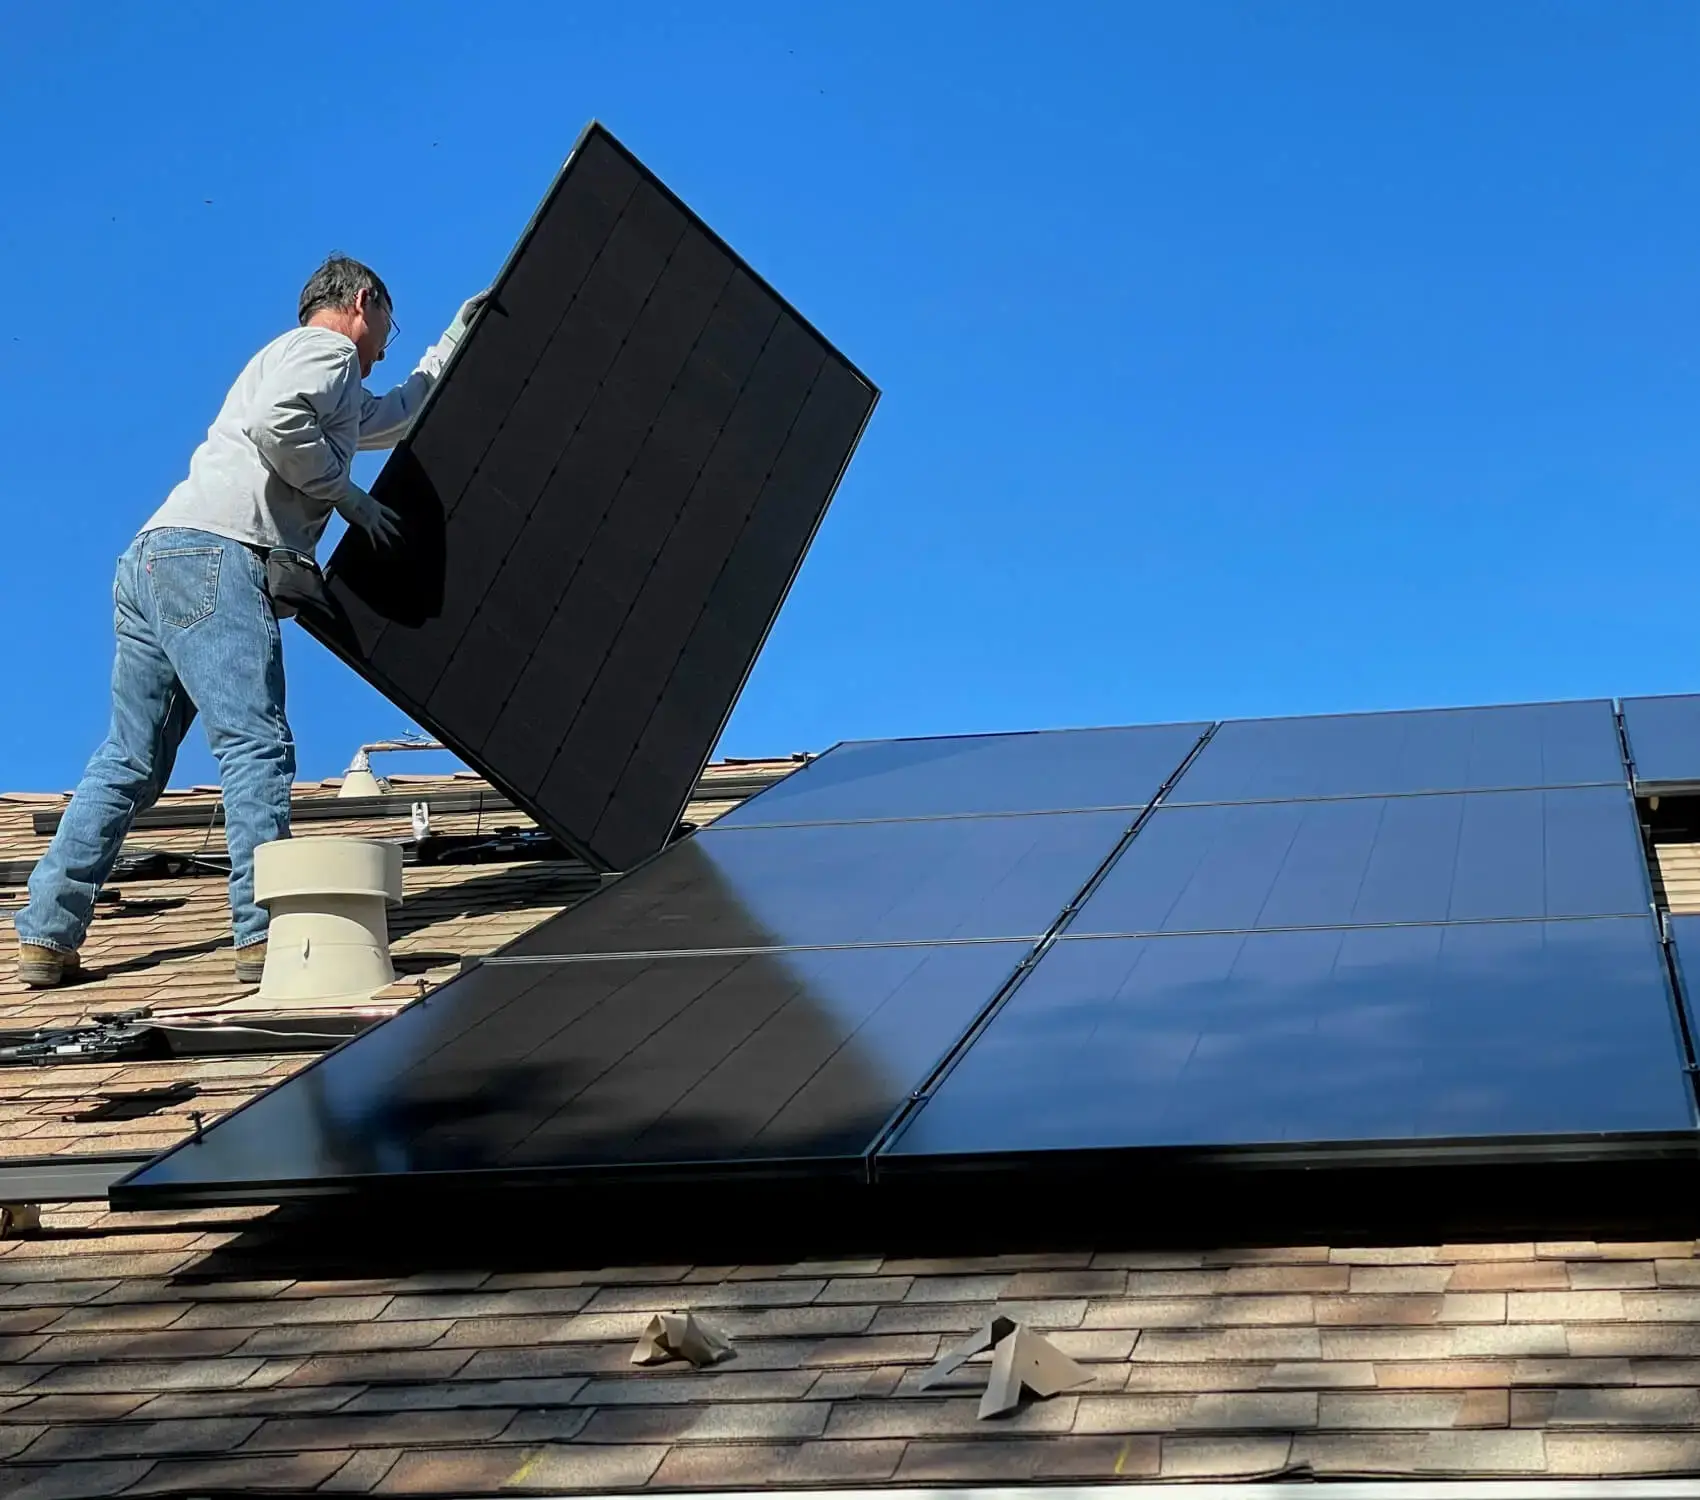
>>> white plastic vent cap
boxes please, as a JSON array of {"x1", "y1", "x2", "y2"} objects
[{"x1": 252, "y1": 837, "x2": 403, "y2": 1006}]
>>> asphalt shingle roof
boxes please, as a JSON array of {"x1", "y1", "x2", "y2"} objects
[{"x1": 5, "y1": 762, "x2": 1700, "y2": 1492}]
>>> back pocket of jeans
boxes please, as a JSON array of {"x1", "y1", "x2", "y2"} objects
[{"x1": 148, "y1": 547, "x2": 222, "y2": 629}]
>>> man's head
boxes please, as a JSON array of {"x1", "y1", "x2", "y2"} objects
[{"x1": 298, "y1": 255, "x2": 394, "y2": 376}]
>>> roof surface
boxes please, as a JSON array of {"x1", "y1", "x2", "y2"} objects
[{"x1": 5, "y1": 764, "x2": 1700, "y2": 1494}]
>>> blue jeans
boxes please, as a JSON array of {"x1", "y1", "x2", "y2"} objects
[{"x1": 17, "y1": 529, "x2": 295, "y2": 953}]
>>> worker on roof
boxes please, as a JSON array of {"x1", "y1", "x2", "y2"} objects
[{"x1": 14, "y1": 255, "x2": 486, "y2": 989}]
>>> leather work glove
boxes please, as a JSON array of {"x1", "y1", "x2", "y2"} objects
[{"x1": 336, "y1": 481, "x2": 402, "y2": 548}]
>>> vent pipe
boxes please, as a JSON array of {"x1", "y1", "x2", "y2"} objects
[
  {"x1": 335, "y1": 735, "x2": 444, "y2": 799},
  {"x1": 252, "y1": 838, "x2": 403, "y2": 1006}
]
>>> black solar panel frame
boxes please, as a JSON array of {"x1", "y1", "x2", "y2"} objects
[{"x1": 301, "y1": 121, "x2": 878, "y2": 872}]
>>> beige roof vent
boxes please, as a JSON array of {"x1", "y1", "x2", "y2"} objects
[{"x1": 252, "y1": 838, "x2": 403, "y2": 1006}]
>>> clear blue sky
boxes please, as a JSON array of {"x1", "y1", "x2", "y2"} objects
[{"x1": 2, "y1": 3, "x2": 1696, "y2": 792}]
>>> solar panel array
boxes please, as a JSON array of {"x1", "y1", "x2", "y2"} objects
[
  {"x1": 303, "y1": 123, "x2": 878, "y2": 872},
  {"x1": 888, "y1": 701, "x2": 1692, "y2": 1170},
  {"x1": 117, "y1": 703, "x2": 1700, "y2": 1208},
  {"x1": 115, "y1": 724, "x2": 1206, "y2": 1200}
]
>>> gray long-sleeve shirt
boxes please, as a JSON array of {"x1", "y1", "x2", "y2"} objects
[{"x1": 141, "y1": 325, "x2": 449, "y2": 557}]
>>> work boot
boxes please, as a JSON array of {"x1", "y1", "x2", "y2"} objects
[
  {"x1": 16, "y1": 943, "x2": 79, "y2": 989},
  {"x1": 234, "y1": 942, "x2": 267, "y2": 986}
]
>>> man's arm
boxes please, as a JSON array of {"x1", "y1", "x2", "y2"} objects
[
  {"x1": 242, "y1": 334, "x2": 360, "y2": 501},
  {"x1": 357, "y1": 294, "x2": 489, "y2": 450},
  {"x1": 356, "y1": 363, "x2": 435, "y2": 451}
]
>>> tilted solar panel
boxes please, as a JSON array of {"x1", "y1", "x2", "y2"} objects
[{"x1": 303, "y1": 123, "x2": 878, "y2": 871}]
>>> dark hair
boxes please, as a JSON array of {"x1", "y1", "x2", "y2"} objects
[{"x1": 298, "y1": 254, "x2": 392, "y2": 325}]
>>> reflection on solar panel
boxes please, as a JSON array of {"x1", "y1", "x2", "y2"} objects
[
  {"x1": 714, "y1": 723, "x2": 1210, "y2": 826},
  {"x1": 1622, "y1": 696, "x2": 1700, "y2": 795},
  {"x1": 1169, "y1": 700, "x2": 1624, "y2": 804},
  {"x1": 115, "y1": 703, "x2": 1699, "y2": 1210},
  {"x1": 886, "y1": 701, "x2": 1684, "y2": 1177},
  {"x1": 503, "y1": 812, "x2": 1136, "y2": 956},
  {"x1": 885, "y1": 919, "x2": 1694, "y2": 1163},
  {"x1": 303, "y1": 123, "x2": 878, "y2": 871},
  {"x1": 1070, "y1": 787, "x2": 1650, "y2": 935},
  {"x1": 116, "y1": 943, "x2": 1031, "y2": 1201}
]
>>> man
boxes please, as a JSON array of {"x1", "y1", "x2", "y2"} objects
[{"x1": 14, "y1": 255, "x2": 485, "y2": 989}]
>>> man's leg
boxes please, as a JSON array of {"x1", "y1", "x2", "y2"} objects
[
  {"x1": 16, "y1": 540, "x2": 196, "y2": 976},
  {"x1": 147, "y1": 531, "x2": 294, "y2": 953}
]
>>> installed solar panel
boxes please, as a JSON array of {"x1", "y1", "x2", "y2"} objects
[
  {"x1": 502, "y1": 811, "x2": 1133, "y2": 956},
  {"x1": 1665, "y1": 914, "x2": 1700, "y2": 1038},
  {"x1": 1621, "y1": 695, "x2": 1700, "y2": 795},
  {"x1": 1070, "y1": 787, "x2": 1650, "y2": 935},
  {"x1": 883, "y1": 917, "x2": 1694, "y2": 1165},
  {"x1": 113, "y1": 698, "x2": 1685, "y2": 1210},
  {"x1": 114, "y1": 942, "x2": 1030, "y2": 1203},
  {"x1": 1170, "y1": 701, "x2": 1625, "y2": 806},
  {"x1": 303, "y1": 123, "x2": 878, "y2": 871},
  {"x1": 715, "y1": 723, "x2": 1209, "y2": 827}
]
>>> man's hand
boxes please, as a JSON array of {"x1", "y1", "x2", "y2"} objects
[
  {"x1": 445, "y1": 290, "x2": 491, "y2": 346},
  {"x1": 336, "y1": 481, "x2": 402, "y2": 547}
]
